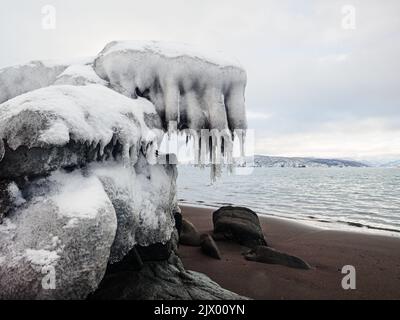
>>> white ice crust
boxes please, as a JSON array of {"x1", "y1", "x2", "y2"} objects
[
  {"x1": 94, "y1": 40, "x2": 247, "y2": 132},
  {"x1": 0, "y1": 57, "x2": 93, "y2": 104},
  {"x1": 0, "y1": 170, "x2": 117, "y2": 299},
  {"x1": 0, "y1": 84, "x2": 158, "y2": 162}
]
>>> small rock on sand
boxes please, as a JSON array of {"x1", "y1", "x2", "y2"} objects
[
  {"x1": 201, "y1": 234, "x2": 222, "y2": 260},
  {"x1": 179, "y1": 218, "x2": 202, "y2": 246},
  {"x1": 244, "y1": 246, "x2": 311, "y2": 270}
]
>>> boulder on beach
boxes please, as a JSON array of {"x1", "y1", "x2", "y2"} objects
[
  {"x1": 244, "y1": 246, "x2": 311, "y2": 270},
  {"x1": 89, "y1": 252, "x2": 246, "y2": 300},
  {"x1": 201, "y1": 234, "x2": 222, "y2": 260},
  {"x1": 179, "y1": 218, "x2": 202, "y2": 246},
  {"x1": 213, "y1": 206, "x2": 267, "y2": 248}
]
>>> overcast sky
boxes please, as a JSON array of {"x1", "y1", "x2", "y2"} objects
[{"x1": 1, "y1": 0, "x2": 399, "y2": 161}]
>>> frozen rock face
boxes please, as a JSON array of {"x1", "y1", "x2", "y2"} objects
[
  {"x1": 0, "y1": 41, "x2": 248, "y2": 300},
  {"x1": 91, "y1": 157, "x2": 176, "y2": 264},
  {"x1": 0, "y1": 84, "x2": 176, "y2": 299},
  {"x1": 94, "y1": 41, "x2": 247, "y2": 132},
  {"x1": 0, "y1": 84, "x2": 159, "y2": 167},
  {"x1": 54, "y1": 64, "x2": 108, "y2": 86},
  {"x1": 0, "y1": 171, "x2": 117, "y2": 299},
  {"x1": 0, "y1": 59, "x2": 93, "y2": 104},
  {"x1": 93, "y1": 41, "x2": 248, "y2": 182}
]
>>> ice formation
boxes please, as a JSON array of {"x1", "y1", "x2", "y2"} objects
[
  {"x1": 0, "y1": 41, "x2": 247, "y2": 299},
  {"x1": 0, "y1": 84, "x2": 159, "y2": 164},
  {"x1": 0, "y1": 170, "x2": 117, "y2": 299},
  {"x1": 94, "y1": 41, "x2": 248, "y2": 180},
  {"x1": 0, "y1": 58, "x2": 92, "y2": 104},
  {"x1": 0, "y1": 83, "x2": 175, "y2": 298},
  {"x1": 54, "y1": 64, "x2": 108, "y2": 86}
]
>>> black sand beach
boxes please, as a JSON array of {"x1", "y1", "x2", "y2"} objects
[{"x1": 179, "y1": 205, "x2": 400, "y2": 300}]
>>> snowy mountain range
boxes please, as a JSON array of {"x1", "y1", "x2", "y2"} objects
[
  {"x1": 379, "y1": 160, "x2": 400, "y2": 168},
  {"x1": 251, "y1": 155, "x2": 368, "y2": 168}
]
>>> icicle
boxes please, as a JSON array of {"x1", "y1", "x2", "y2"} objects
[
  {"x1": 122, "y1": 141, "x2": 131, "y2": 167},
  {"x1": 193, "y1": 132, "x2": 200, "y2": 167},
  {"x1": 92, "y1": 141, "x2": 98, "y2": 161},
  {"x1": 236, "y1": 129, "x2": 246, "y2": 167},
  {"x1": 98, "y1": 140, "x2": 106, "y2": 158},
  {"x1": 197, "y1": 134, "x2": 206, "y2": 170},
  {"x1": 210, "y1": 164, "x2": 216, "y2": 184},
  {"x1": 226, "y1": 133, "x2": 234, "y2": 174},
  {"x1": 105, "y1": 146, "x2": 112, "y2": 160},
  {"x1": 0, "y1": 139, "x2": 4, "y2": 162}
]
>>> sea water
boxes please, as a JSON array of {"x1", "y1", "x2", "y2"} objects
[{"x1": 177, "y1": 166, "x2": 400, "y2": 236}]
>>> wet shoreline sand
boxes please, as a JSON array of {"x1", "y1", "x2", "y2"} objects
[{"x1": 178, "y1": 205, "x2": 400, "y2": 300}]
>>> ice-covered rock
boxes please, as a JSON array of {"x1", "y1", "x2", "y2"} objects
[
  {"x1": 0, "y1": 83, "x2": 176, "y2": 299},
  {"x1": 0, "y1": 41, "x2": 248, "y2": 300},
  {"x1": 94, "y1": 41, "x2": 247, "y2": 132},
  {"x1": 0, "y1": 170, "x2": 117, "y2": 299},
  {"x1": 0, "y1": 58, "x2": 93, "y2": 104},
  {"x1": 0, "y1": 84, "x2": 160, "y2": 172},
  {"x1": 93, "y1": 41, "x2": 247, "y2": 181},
  {"x1": 90, "y1": 156, "x2": 177, "y2": 263},
  {"x1": 54, "y1": 64, "x2": 108, "y2": 86}
]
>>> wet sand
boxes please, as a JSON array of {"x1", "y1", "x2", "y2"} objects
[{"x1": 178, "y1": 205, "x2": 400, "y2": 300}]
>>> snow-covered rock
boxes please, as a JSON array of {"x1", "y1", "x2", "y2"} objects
[
  {"x1": 0, "y1": 170, "x2": 117, "y2": 299},
  {"x1": 90, "y1": 156, "x2": 176, "y2": 264},
  {"x1": 0, "y1": 84, "x2": 160, "y2": 174},
  {"x1": 0, "y1": 58, "x2": 93, "y2": 104},
  {"x1": 0, "y1": 41, "x2": 248, "y2": 300},
  {"x1": 94, "y1": 41, "x2": 247, "y2": 132},
  {"x1": 54, "y1": 64, "x2": 108, "y2": 86},
  {"x1": 0, "y1": 83, "x2": 176, "y2": 299}
]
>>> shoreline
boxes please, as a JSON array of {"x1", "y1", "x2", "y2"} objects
[
  {"x1": 178, "y1": 201, "x2": 400, "y2": 238},
  {"x1": 178, "y1": 205, "x2": 400, "y2": 300}
]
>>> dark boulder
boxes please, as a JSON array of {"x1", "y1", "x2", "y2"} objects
[
  {"x1": 0, "y1": 181, "x2": 12, "y2": 224},
  {"x1": 89, "y1": 253, "x2": 246, "y2": 300},
  {"x1": 136, "y1": 241, "x2": 172, "y2": 262},
  {"x1": 244, "y1": 246, "x2": 311, "y2": 270},
  {"x1": 201, "y1": 234, "x2": 221, "y2": 260},
  {"x1": 106, "y1": 246, "x2": 144, "y2": 274},
  {"x1": 174, "y1": 211, "x2": 183, "y2": 237},
  {"x1": 179, "y1": 218, "x2": 202, "y2": 246},
  {"x1": 213, "y1": 206, "x2": 267, "y2": 248},
  {"x1": 0, "y1": 136, "x2": 127, "y2": 180}
]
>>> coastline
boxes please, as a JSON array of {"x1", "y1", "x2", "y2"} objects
[
  {"x1": 179, "y1": 200, "x2": 400, "y2": 238},
  {"x1": 178, "y1": 205, "x2": 400, "y2": 300}
]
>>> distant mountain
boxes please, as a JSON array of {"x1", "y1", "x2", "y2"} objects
[
  {"x1": 251, "y1": 155, "x2": 368, "y2": 168},
  {"x1": 380, "y1": 160, "x2": 400, "y2": 168}
]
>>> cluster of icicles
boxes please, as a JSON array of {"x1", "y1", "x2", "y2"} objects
[{"x1": 159, "y1": 126, "x2": 246, "y2": 183}]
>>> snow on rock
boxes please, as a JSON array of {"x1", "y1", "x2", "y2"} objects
[
  {"x1": 94, "y1": 40, "x2": 247, "y2": 132},
  {"x1": 7, "y1": 182, "x2": 26, "y2": 207},
  {"x1": 0, "y1": 61, "x2": 68, "y2": 104},
  {"x1": 0, "y1": 84, "x2": 159, "y2": 166},
  {"x1": 0, "y1": 170, "x2": 117, "y2": 299},
  {"x1": 25, "y1": 249, "x2": 60, "y2": 266},
  {"x1": 90, "y1": 156, "x2": 176, "y2": 263},
  {"x1": 54, "y1": 64, "x2": 108, "y2": 86},
  {"x1": 0, "y1": 81, "x2": 177, "y2": 299},
  {"x1": 0, "y1": 57, "x2": 95, "y2": 104},
  {"x1": 0, "y1": 41, "x2": 248, "y2": 299},
  {"x1": 93, "y1": 41, "x2": 248, "y2": 182}
]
